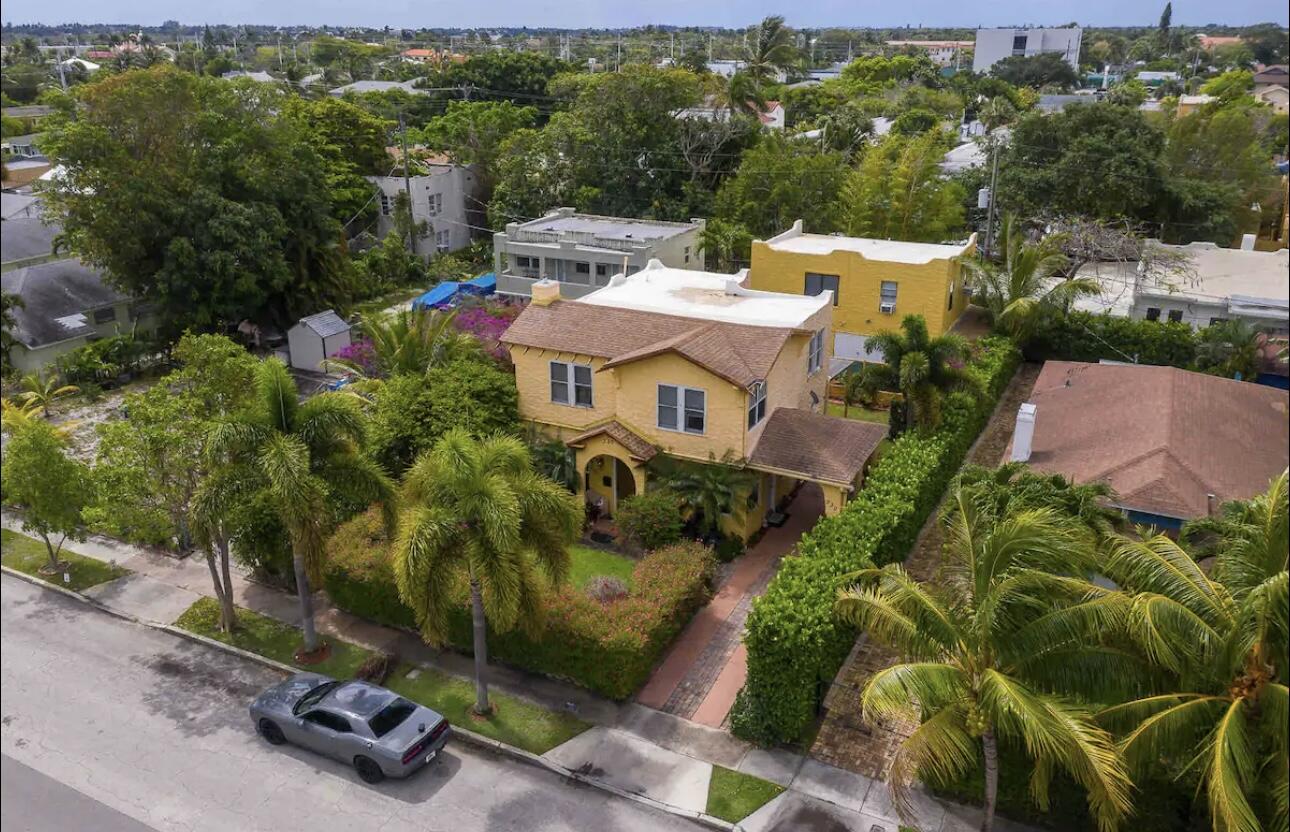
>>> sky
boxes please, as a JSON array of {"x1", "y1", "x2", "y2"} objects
[{"x1": 4, "y1": 0, "x2": 1287, "y2": 29}]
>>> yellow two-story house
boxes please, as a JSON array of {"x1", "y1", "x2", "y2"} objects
[
  {"x1": 501, "y1": 261, "x2": 888, "y2": 538},
  {"x1": 747, "y1": 220, "x2": 977, "y2": 365}
]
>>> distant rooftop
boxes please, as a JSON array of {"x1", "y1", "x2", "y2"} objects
[
  {"x1": 1140, "y1": 243, "x2": 1289, "y2": 305},
  {"x1": 763, "y1": 220, "x2": 976, "y2": 265},
  {"x1": 329, "y1": 80, "x2": 424, "y2": 96},
  {"x1": 579, "y1": 260, "x2": 829, "y2": 329},
  {"x1": 510, "y1": 208, "x2": 700, "y2": 244}
]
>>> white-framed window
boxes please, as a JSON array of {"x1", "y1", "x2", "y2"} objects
[
  {"x1": 807, "y1": 329, "x2": 824, "y2": 374},
  {"x1": 804, "y1": 272, "x2": 840, "y2": 305},
  {"x1": 436, "y1": 230, "x2": 450, "y2": 252},
  {"x1": 747, "y1": 380, "x2": 767, "y2": 429},
  {"x1": 658, "y1": 384, "x2": 705, "y2": 434},
  {"x1": 550, "y1": 361, "x2": 593, "y2": 407},
  {"x1": 427, "y1": 193, "x2": 443, "y2": 216},
  {"x1": 379, "y1": 192, "x2": 392, "y2": 216},
  {"x1": 880, "y1": 281, "x2": 898, "y2": 309}
]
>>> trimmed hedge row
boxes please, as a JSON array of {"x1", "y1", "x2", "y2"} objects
[
  {"x1": 1024, "y1": 310, "x2": 1197, "y2": 367},
  {"x1": 730, "y1": 336, "x2": 1021, "y2": 745},
  {"x1": 323, "y1": 510, "x2": 715, "y2": 700}
]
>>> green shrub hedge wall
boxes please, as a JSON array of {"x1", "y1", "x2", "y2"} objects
[
  {"x1": 1024, "y1": 310, "x2": 1197, "y2": 367},
  {"x1": 730, "y1": 336, "x2": 1020, "y2": 745},
  {"x1": 324, "y1": 510, "x2": 715, "y2": 700}
]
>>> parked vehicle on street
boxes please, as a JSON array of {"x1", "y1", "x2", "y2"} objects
[{"x1": 249, "y1": 673, "x2": 451, "y2": 783}]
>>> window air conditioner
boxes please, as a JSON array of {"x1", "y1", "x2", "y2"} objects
[{"x1": 879, "y1": 302, "x2": 896, "y2": 314}]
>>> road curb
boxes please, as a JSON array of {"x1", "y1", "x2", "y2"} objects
[{"x1": 3, "y1": 567, "x2": 739, "y2": 831}]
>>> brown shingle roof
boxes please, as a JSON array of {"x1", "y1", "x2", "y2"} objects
[
  {"x1": 1007, "y1": 361, "x2": 1290, "y2": 519},
  {"x1": 501, "y1": 300, "x2": 792, "y2": 388},
  {"x1": 566, "y1": 421, "x2": 658, "y2": 461},
  {"x1": 748, "y1": 408, "x2": 887, "y2": 486}
]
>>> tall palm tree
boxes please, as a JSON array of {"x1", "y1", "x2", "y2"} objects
[
  {"x1": 1097, "y1": 473, "x2": 1288, "y2": 832},
  {"x1": 867, "y1": 314, "x2": 978, "y2": 433},
  {"x1": 742, "y1": 15, "x2": 798, "y2": 82},
  {"x1": 697, "y1": 219, "x2": 753, "y2": 272},
  {"x1": 13, "y1": 371, "x2": 80, "y2": 418},
  {"x1": 836, "y1": 490, "x2": 1133, "y2": 832},
  {"x1": 326, "y1": 308, "x2": 479, "y2": 384},
  {"x1": 210, "y1": 359, "x2": 394, "y2": 656},
  {"x1": 963, "y1": 215, "x2": 1096, "y2": 341},
  {"x1": 392, "y1": 430, "x2": 583, "y2": 714}
]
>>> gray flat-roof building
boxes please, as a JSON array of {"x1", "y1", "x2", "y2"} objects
[
  {"x1": 493, "y1": 208, "x2": 706, "y2": 301},
  {"x1": 973, "y1": 27, "x2": 1083, "y2": 74}
]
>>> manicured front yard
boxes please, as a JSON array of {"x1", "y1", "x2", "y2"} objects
[
  {"x1": 174, "y1": 597, "x2": 590, "y2": 755},
  {"x1": 826, "y1": 401, "x2": 891, "y2": 425},
  {"x1": 1, "y1": 528, "x2": 130, "y2": 591},
  {"x1": 566, "y1": 544, "x2": 635, "y2": 590},
  {"x1": 705, "y1": 765, "x2": 785, "y2": 822}
]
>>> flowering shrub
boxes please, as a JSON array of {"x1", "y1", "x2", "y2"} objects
[
  {"x1": 331, "y1": 338, "x2": 377, "y2": 377},
  {"x1": 324, "y1": 510, "x2": 714, "y2": 699},
  {"x1": 454, "y1": 303, "x2": 521, "y2": 361}
]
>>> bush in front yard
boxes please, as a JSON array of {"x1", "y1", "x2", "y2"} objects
[
  {"x1": 615, "y1": 490, "x2": 684, "y2": 551},
  {"x1": 324, "y1": 509, "x2": 715, "y2": 699}
]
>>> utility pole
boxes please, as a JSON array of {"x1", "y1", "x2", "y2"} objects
[
  {"x1": 983, "y1": 139, "x2": 1001, "y2": 260},
  {"x1": 55, "y1": 48, "x2": 68, "y2": 91},
  {"x1": 616, "y1": 33, "x2": 621, "y2": 72},
  {"x1": 399, "y1": 112, "x2": 417, "y2": 256}
]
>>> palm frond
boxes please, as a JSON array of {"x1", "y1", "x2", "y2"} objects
[
  {"x1": 885, "y1": 704, "x2": 978, "y2": 824},
  {"x1": 861, "y1": 662, "x2": 969, "y2": 725},
  {"x1": 393, "y1": 504, "x2": 467, "y2": 644},
  {"x1": 1203, "y1": 699, "x2": 1261, "y2": 832}
]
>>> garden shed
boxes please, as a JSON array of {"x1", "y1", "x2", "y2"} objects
[{"x1": 287, "y1": 310, "x2": 351, "y2": 372}]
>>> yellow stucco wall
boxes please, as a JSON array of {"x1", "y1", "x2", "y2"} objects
[
  {"x1": 510, "y1": 347, "x2": 618, "y2": 435},
  {"x1": 747, "y1": 241, "x2": 973, "y2": 338},
  {"x1": 611, "y1": 352, "x2": 749, "y2": 463}
]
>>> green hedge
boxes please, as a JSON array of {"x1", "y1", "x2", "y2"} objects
[
  {"x1": 1024, "y1": 311, "x2": 1197, "y2": 367},
  {"x1": 324, "y1": 510, "x2": 715, "y2": 700},
  {"x1": 730, "y1": 336, "x2": 1020, "y2": 745}
]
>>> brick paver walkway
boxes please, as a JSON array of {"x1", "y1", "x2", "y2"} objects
[
  {"x1": 808, "y1": 362, "x2": 1044, "y2": 776},
  {"x1": 636, "y1": 485, "x2": 824, "y2": 727}
]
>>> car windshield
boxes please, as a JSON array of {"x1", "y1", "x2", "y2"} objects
[
  {"x1": 367, "y1": 698, "x2": 417, "y2": 738},
  {"x1": 292, "y1": 681, "x2": 341, "y2": 715}
]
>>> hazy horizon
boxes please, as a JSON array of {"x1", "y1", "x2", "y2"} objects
[{"x1": 3, "y1": 0, "x2": 1287, "y2": 31}]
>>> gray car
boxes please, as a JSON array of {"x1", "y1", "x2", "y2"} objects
[{"x1": 249, "y1": 673, "x2": 451, "y2": 783}]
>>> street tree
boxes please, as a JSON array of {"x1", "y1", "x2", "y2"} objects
[
  {"x1": 4, "y1": 420, "x2": 94, "y2": 573},
  {"x1": 393, "y1": 430, "x2": 582, "y2": 714}
]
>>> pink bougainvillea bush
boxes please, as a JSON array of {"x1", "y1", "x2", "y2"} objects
[
  {"x1": 332, "y1": 338, "x2": 378, "y2": 377},
  {"x1": 455, "y1": 303, "x2": 521, "y2": 361}
]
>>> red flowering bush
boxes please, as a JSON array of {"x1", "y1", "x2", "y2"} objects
[
  {"x1": 332, "y1": 338, "x2": 378, "y2": 377},
  {"x1": 454, "y1": 303, "x2": 520, "y2": 361},
  {"x1": 324, "y1": 509, "x2": 714, "y2": 699}
]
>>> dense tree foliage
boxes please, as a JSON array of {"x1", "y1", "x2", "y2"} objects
[
  {"x1": 990, "y1": 52, "x2": 1081, "y2": 90},
  {"x1": 714, "y1": 132, "x2": 848, "y2": 238},
  {"x1": 840, "y1": 131, "x2": 965, "y2": 242}
]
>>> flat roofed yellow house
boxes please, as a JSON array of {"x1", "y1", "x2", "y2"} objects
[
  {"x1": 747, "y1": 219, "x2": 977, "y2": 366},
  {"x1": 500, "y1": 261, "x2": 888, "y2": 540}
]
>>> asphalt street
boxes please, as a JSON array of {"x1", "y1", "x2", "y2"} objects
[{"x1": 0, "y1": 573, "x2": 703, "y2": 832}]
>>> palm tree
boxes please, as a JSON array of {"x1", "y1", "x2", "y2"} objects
[
  {"x1": 210, "y1": 359, "x2": 394, "y2": 657},
  {"x1": 962, "y1": 215, "x2": 1096, "y2": 341},
  {"x1": 1194, "y1": 319, "x2": 1267, "y2": 381},
  {"x1": 326, "y1": 308, "x2": 479, "y2": 385},
  {"x1": 742, "y1": 15, "x2": 798, "y2": 82},
  {"x1": 654, "y1": 454, "x2": 757, "y2": 540},
  {"x1": 13, "y1": 371, "x2": 80, "y2": 417},
  {"x1": 867, "y1": 315, "x2": 978, "y2": 433},
  {"x1": 1096, "y1": 473, "x2": 1287, "y2": 832},
  {"x1": 836, "y1": 490, "x2": 1133, "y2": 832},
  {"x1": 697, "y1": 219, "x2": 753, "y2": 272},
  {"x1": 841, "y1": 363, "x2": 883, "y2": 417},
  {"x1": 392, "y1": 430, "x2": 583, "y2": 714}
]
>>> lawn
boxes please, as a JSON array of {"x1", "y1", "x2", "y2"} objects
[
  {"x1": 174, "y1": 597, "x2": 590, "y2": 755},
  {"x1": 385, "y1": 663, "x2": 589, "y2": 755},
  {"x1": 1, "y1": 529, "x2": 130, "y2": 591},
  {"x1": 566, "y1": 544, "x2": 635, "y2": 590},
  {"x1": 826, "y1": 401, "x2": 891, "y2": 425},
  {"x1": 705, "y1": 765, "x2": 785, "y2": 823}
]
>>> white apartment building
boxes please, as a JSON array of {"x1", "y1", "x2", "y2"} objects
[
  {"x1": 972, "y1": 27, "x2": 1082, "y2": 74},
  {"x1": 493, "y1": 208, "x2": 706, "y2": 300}
]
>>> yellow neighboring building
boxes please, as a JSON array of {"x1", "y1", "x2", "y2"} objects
[
  {"x1": 501, "y1": 261, "x2": 888, "y2": 539},
  {"x1": 747, "y1": 220, "x2": 977, "y2": 364}
]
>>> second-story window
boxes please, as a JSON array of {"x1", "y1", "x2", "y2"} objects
[
  {"x1": 572, "y1": 262, "x2": 591, "y2": 284},
  {"x1": 379, "y1": 192, "x2": 392, "y2": 216},
  {"x1": 807, "y1": 329, "x2": 824, "y2": 374},
  {"x1": 880, "y1": 281, "x2": 899, "y2": 312},
  {"x1": 658, "y1": 384, "x2": 705, "y2": 434},
  {"x1": 427, "y1": 193, "x2": 442, "y2": 216},
  {"x1": 747, "y1": 381, "x2": 767, "y2": 429},
  {"x1": 550, "y1": 361, "x2": 593, "y2": 407},
  {"x1": 804, "y1": 273, "x2": 840, "y2": 305}
]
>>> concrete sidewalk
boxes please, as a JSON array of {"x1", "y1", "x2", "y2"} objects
[{"x1": 2, "y1": 512, "x2": 1029, "y2": 832}]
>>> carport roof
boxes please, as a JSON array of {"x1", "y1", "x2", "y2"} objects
[{"x1": 748, "y1": 409, "x2": 887, "y2": 488}]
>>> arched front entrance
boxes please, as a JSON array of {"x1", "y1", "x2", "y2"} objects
[{"x1": 584, "y1": 454, "x2": 637, "y2": 517}]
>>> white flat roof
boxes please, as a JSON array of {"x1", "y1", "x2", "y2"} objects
[
  {"x1": 1141, "y1": 244, "x2": 1289, "y2": 304},
  {"x1": 577, "y1": 260, "x2": 829, "y2": 329},
  {"x1": 517, "y1": 213, "x2": 697, "y2": 242},
  {"x1": 763, "y1": 221, "x2": 975, "y2": 264}
]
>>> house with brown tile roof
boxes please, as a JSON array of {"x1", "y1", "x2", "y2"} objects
[
  {"x1": 501, "y1": 262, "x2": 889, "y2": 535},
  {"x1": 1004, "y1": 361, "x2": 1290, "y2": 528}
]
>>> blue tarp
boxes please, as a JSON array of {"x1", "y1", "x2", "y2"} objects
[
  {"x1": 411, "y1": 282, "x2": 460, "y2": 310},
  {"x1": 463, "y1": 273, "x2": 496, "y2": 294}
]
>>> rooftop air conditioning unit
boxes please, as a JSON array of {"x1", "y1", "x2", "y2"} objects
[{"x1": 879, "y1": 302, "x2": 896, "y2": 314}]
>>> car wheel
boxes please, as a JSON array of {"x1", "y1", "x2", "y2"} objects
[
  {"x1": 257, "y1": 719, "x2": 286, "y2": 746},
  {"x1": 354, "y1": 755, "x2": 385, "y2": 784}
]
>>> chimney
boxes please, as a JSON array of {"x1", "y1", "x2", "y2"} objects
[
  {"x1": 1011, "y1": 402, "x2": 1037, "y2": 462},
  {"x1": 530, "y1": 279, "x2": 561, "y2": 307},
  {"x1": 1206, "y1": 493, "x2": 1218, "y2": 516}
]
